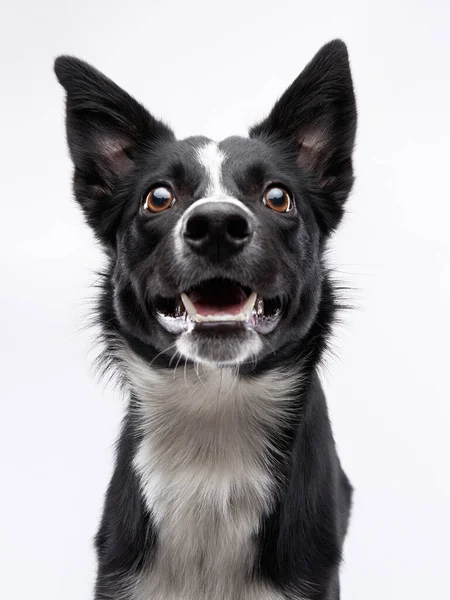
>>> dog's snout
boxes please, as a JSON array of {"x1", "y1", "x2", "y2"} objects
[{"x1": 183, "y1": 203, "x2": 254, "y2": 261}]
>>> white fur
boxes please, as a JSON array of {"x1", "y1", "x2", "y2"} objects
[
  {"x1": 194, "y1": 141, "x2": 253, "y2": 215},
  {"x1": 196, "y1": 141, "x2": 229, "y2": 197},
  {"x1": 175, "y1": 327, "x2": 263, "y2": 367},
  {"x1": 182, "y1": 194, "x2": 254, "y2": 219},
  {"x1": 116, "y1": 345, "x2": 303, "y2": 600}
]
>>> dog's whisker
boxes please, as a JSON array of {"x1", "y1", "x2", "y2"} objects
[
  {"x1": 194, "y1": 361, "x2": 207, "y2": 387},
  {"x1": 216, "y1": 366, "x2": 223, "y2": 404},
  {"x1": 148, "y1": 342, "x2": 177, "y2": 368},
  {"x1": 168, "y1": 351, "x2": 178, "y2": 368},
  {"x1": 173, "y1": 352, "x2": 184, "y2": 379},
  {"x1": 183, "y1": 358, "x2": 189, "y2": 388}
]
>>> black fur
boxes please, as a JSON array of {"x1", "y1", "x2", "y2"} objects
[{"x1": 55, "y1": 39, "x2": 357, "y2": 599}]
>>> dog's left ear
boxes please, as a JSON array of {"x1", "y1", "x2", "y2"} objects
[
  {"x1": 54, "y1": 56, "x2": 175, "y2": 245},
  {"x1": 250, "y1": 40, "x2": 357, "y2": 231}
]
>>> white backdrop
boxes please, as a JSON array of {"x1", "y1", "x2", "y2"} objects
[{"x1": 1, "y1": 1, "x2": 449, "y2": 598}]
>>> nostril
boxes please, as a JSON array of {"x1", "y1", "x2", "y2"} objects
[
  {"x1": 226, "y1": 216, "x2": 250, "y2": 241},
  {"x1": 183, "y1": 206, "x2": 253, "y2": 258},
  {"x1": 185, "y1": 215, "x2": 210, "y2": 241}
]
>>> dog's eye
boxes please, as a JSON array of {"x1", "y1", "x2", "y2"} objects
[
  {"x1": 263, "y1": 186, "x2": 292, "y2": 213},
  {"x1": 144, "y1": 186, "x2": 175, "y2": 213}
]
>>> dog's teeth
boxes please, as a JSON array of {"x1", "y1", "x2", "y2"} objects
[
  {"x1": 180, "y1": 293, "x2": 197, "y2": 320},
  {"x1": 174, "y1": 298, "x2": 184, "y2": 317},
  {"x1": 256, "y1": 297, "x2": 264, "y2": 317},
  {"x1": 180, "y1": 290, "x2": 258, "y2": 323},
  {"x1": 242, "y1": 291, "x2": 257, "y2": 318}
]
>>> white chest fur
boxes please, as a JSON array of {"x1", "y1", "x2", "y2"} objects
[{"x1": 120, "y1": 348, "x2": 299, "y2": 600}]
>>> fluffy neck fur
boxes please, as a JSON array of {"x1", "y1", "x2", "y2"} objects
[{"x1": 121, "y1": 352, "x2": 301, "y2": 599}]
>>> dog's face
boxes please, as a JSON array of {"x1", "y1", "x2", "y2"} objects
[
  {"x1": 55, "y1": 41, "x2": 356, "y2": 367},
  {"x1": 107, "y1": 135, "x2": 322, "y2": 366}
]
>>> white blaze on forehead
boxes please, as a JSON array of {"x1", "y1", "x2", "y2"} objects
[{"x1": 196, "y1": 141, "x2": 229, "y2": 197}]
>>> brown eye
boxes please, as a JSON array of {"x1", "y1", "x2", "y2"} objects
[
  {"x1": 263, "y1": 186, "x2": 292, "y2": 213},
  {"x1": 144, "y1": 186, "x2": 175, "y2": 213}
]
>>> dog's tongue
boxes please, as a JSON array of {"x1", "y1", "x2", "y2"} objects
[{"x1": 189, "y1": 282, "x2": 247, "y2": 316}]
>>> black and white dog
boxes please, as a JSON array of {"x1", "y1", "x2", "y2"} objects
[{"x1": 55, "y1": 39, "x2": 357, "y2": 600}]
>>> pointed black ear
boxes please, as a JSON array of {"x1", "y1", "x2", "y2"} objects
[
  {"x1": 54, "y1": 56, "x2": 175, "y2": 244},
  {"x1": 250, "y1": 40, "x2": 357, "y2": 219}
]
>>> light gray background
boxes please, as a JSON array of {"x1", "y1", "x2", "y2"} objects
[{"x1": 1, "y1": 0, "x2": 449, "y2": 598}]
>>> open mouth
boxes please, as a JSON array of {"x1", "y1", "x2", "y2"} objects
[{"x1": 155, "y1": 278, "x2": 283, "y2": 335}]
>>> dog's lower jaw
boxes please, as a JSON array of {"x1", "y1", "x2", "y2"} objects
[{"x1": 175, "y1": 326, "x2": 263, "y2": 366}]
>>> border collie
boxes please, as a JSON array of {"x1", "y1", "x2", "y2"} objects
[{"x1": 55, "y1": 39, "x2": 357, "y2": 600}]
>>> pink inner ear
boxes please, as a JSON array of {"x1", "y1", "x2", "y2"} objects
[
  {"x1": 297, "y1": 121, "x2": 330, "y2": 174},
  {"x1": 98, "y1": 134, "x2": 134, "y2": 176}
]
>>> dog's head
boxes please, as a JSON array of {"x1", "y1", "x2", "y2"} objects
[{"x1": 55, "y1": 41, "x2": 356, "y2": 367}]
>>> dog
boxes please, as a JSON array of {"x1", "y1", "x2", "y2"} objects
[{"x1": 55, "y1": 39, "x2": 356, "y2": 600}]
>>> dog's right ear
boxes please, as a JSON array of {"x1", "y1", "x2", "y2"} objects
[
  {"x1": 250, "y1": 40, "x2": 356, "y2": 234},
  {"x1": 54, "y1": 56, "x2": 175, "y2": 245}
]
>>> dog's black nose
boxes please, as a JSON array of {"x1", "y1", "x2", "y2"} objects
[{"x1": 183, "y1": 203, "x2": 254, "y2": 261}]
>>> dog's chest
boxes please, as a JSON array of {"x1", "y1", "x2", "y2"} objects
[{"x1": 123, "y1": 353, "x2": 296, "y2": 600}]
